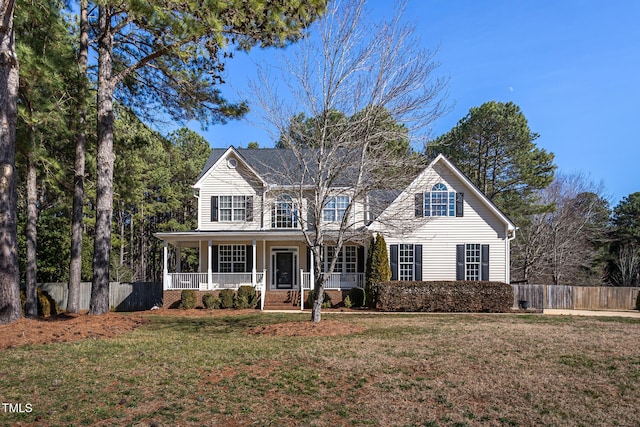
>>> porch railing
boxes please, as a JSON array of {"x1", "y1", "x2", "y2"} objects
[
  {"x1": 300, "y1": 272, "x2": 365, "y2": 290},
  {"x1": 166, "y1": 272, "x2": 266, "y2": 291}
]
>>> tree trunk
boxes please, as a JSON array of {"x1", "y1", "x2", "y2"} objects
[
  {"x1": 0, "y1": 0, "x2": 21, "y2": 324},
  {"x1": 25, "y1": 141, "x2": 37, "y2": 317},
  {"x1": 90, "y1": 5, "x2": 115, "y2": 315},
  {"x1": 67, "y1": 0, "x2": 89, "y2": 313},
  {"x1": 311, "y1": 281, "x2": 324, "y2": 323}
]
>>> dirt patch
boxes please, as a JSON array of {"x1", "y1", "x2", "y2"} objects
[
  {"x1": 0, "y1": 309, "x2": 364, "y2": 349},
  {"x1": 0, "y1": 313, "x2": 145, "y2": 350},
  {"x1": 250, "y1": 319, "x2": 365, "y2": 336}
]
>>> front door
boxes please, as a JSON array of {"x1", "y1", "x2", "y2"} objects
[{"x1": 275, "y1": 252, "x2": 294, "y2": 289}]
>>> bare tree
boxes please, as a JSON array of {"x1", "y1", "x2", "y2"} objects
[
  {"x1": 513, "y1": 173, "x2": 610, "y2": 286},
  {"x1": 613, "y1": 242, "x2": 640, "y2": 287},
  {"x1": 252, "y1": 0, "x2": 448, "y2": 322}
]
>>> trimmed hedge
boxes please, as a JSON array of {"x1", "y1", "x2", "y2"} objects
[
  {"x1": 374, "y1": 281, "x2": 513, "y2": 313},
  {"x1": 179, "y1": 290, "x2": 197, "y2": 309}
]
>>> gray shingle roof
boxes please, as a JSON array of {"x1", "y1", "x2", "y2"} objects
[{"x1": 199, "y1": 147, "x2": 358, "y2": 186}]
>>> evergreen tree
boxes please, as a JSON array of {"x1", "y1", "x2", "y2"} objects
[
  {"x1": 428, "y1": 101, "x2": 556, "y2": 220},
  {"x1": 89, "y1": 0, "x2": 327, "y2": 314}
]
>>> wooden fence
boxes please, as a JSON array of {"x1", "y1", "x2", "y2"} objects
[
  {"x1": 39, "y1": 282, "x2": 162, "y2": 312},
  {"x1": 511, "y1": 284, "x2": 639, "y2": 310}
]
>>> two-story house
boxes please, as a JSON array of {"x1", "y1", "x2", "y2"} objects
[{"x1": 154, "y1": 146, "x2": 516, "y2": 309}]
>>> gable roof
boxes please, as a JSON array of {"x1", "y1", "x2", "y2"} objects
[
  {"x1": 370, "y1": 153, "x2": 516, "y2": 231},
  {"x1": 197, "y1": 147, "x2": 359, "y2": 188}
]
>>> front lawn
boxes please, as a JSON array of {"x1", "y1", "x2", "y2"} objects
[{"x1": 1, "y1": 312, "x2": 638, "y2": 426}]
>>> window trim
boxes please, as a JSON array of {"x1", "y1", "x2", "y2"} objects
[{"x1": 218, "y1": 244, "x2": 246, "y2": 273}]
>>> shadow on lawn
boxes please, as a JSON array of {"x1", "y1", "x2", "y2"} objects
[{"x1": 143, "y1": 312, "x2": 303, "y2": 335}]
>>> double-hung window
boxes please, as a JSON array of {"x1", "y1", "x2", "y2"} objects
[
  {"x1": 272, "y1": 195, "x2": 298, "y2": 228},
  {"x1": 399, "y1": 244, "x2": 415, "y2": 281},
  {"x1": 219, "y1": 245, "x2": 246, "y2": 273},
  {"x1": 324, "y1": 246, "x2": 357, "y2": 273},
  {"x1": 211, "y1": 195, "x2": 253, "y2": 222},
  {"x1": 389, "y1": 244, "x2": 423, "y2": 281},
  {"x1": 456, "y1": 244, "x2": 489, "y2": 281},
  {"x1": 323, "y1": 196, "x2": 350, "y2": 222}
]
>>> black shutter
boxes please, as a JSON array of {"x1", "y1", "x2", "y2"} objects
[
  {"x1": 245, "y1": 196, "x2": 254, "y2": 222},
  {"x1": 212, "y1": 245, "x2": 219, "y2": 273},
  {"x1": 306, "y1": 247, "x2": 312, "y2": 273},
  {"x1": 390, "y1": 244, "x2": 398, "y2": 280},
  {"x1": 246, "y1": 245, "x2": 253, "y2": 273},
  {"x1": 211, "y1": 196, "x2": 218, "y2": 222},
  {"x1": 414, "y1": 193, "x2": 423, "y2": 217},
  {"x1": 357, "y1": 246, "x2": 365, "y2": 273},
  {"x1": 481, "y1": 244, "x2": 489, "y2": 281},
  {"x1": 414, "y1": 245, "x2": 422, "y2": 281},
  {"x1": 456, "y1": 244, "x2": 465, "y2": 280},
  {"x1": 456, "y1": 193, "x2": 464, "y2": 217}
]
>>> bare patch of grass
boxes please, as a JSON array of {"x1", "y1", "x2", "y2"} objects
[{"x1": 0, "y1": 313, "x2": 638, "y2": 426}]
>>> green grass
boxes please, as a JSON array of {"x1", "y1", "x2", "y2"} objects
[{"x1": 1, "y1": 313, "x2": 639, "y2": 426}]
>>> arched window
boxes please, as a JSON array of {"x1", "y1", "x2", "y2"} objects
[
  {"x1": 421, "y1": 183, "x2": 458, "y2": 217},
  {"x1": 272, "y1": 195, "x2": 298, "y2": 228}
]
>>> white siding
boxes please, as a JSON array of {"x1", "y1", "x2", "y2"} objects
[
  {"x1": 198, "y1": 154, "x2": 263, "y2": 231},
  {"x1": 373, "y1": 163, "x2": 509, "y2": 282}
]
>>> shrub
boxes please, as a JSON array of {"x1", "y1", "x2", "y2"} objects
[
  {"x1": 305, "y1": 290, "x2": 332, "y2": 309},
  {"x1": 376, "y1": 281, "x2": 513, "y2": 313},
  {"x1": 202, "y1": 293, "x2": 220, "y2": 309},
  {"x1": 343, "y1": 295, "x2": 352, "y2": 308},
  {"x1": 348, "y1": 287, "x2": 366, "y2": 307},
  {"x1": 179, "y1": 290, "x2": 197, "y2": 309},
  {"x1": 218, "y1": 289, "x2": 235, "y2": 309},
  {"x1": 21, "y1": 289, "x2": 59, "y2": 317},
  {"x1": 234, "y1": 286, "x2": 259, "y2": 309},
  {"x1": 365, "y1": 233, "x2": 390, "y2": 307}
]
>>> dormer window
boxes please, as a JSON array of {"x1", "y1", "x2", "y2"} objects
[{"x1": 414, "y1": 184, "x2": 464, "y2": 217}]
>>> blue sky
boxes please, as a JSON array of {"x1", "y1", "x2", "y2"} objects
[{"x1": 176, "y1": 1, "x2": 639, "y2": 207}]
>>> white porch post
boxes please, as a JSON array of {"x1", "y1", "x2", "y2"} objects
[
  {"x1": 262, "y1": 240, "x2": 267, "y2": 290},
  {"x1": 252, "y1": 239, "x2": 257, "y2": 287},
  {"x1": 310, "y1": 248, "x2": 315, "y2": 291},
  {"x1": 163, "y1": 241, "x2": 169, "y2": 290},
  {"x1": 207, "y1": 240, "x2": 213, "y2": 290},
  {"x1": 176, "y1": 247, "x2": 181, "y2": 273}
]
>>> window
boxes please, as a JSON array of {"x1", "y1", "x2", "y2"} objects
[
  {"x1": 417, "y1": 184, "x2": 463, "y2": 217},
  {"x1": 272, "y1": 195, "x2": 298, "y2": 228},
  {"x1": 389, "y1": 244, "x2": 423, "y2": 281},
  {"x1": 456, "y1": 244, "x2": 489, "y2": 281},
  {"x1": 219, "y1": 245, "x2": 246, "y2": 272},
  {"x1": 465, "y1": 244, "x2": 481, "y2": 281},
  {"x1": 324, "y1": 246, "x2": 357, "y2": 273},
  {"x1": 399, "y1": 244, "x2": 415, "y2": 281},
  {"x1": 212, "y1": 195, "x2": 252, "y2": 222},
  {"x1": 323, "y1": 196, "x2": 350, "y2": 222}
]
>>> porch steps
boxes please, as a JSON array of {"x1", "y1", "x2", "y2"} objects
[{"x1": 263, "y1": 290, "x2": 304, "y2": 310}]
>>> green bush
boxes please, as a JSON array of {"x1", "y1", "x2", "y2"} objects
[
  {"x1": 365, "y1": 233, "x2": 390, "y2": 307},
  {"x1": 179, "y1": 290, "x2": 197, "y2": 309},
  {"x1": 376, "y1": 281, "x2": 513, "y2": 313},
  {"x1": 202, "y1": 293, "x2": 220, "y2": 309},
  {"x1": 305, "y1": 290, "x2": 332, "y2": 309},
  {"x1": 348, "y1": 287, "x2": 366, "y2": 307},
  {"x1": 219, "y1": 289, "x2": 235, "y2": 309},
  {"x1": 234, "y1": 286, "x2": 259, "y2": 309},
  {"x1": 343, "y1": 295, "x2": 352, "y2": 308}
]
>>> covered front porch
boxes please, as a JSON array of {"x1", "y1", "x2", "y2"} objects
[{"x1": 154, "y1": 231, "x2": 367, "y2": 309}]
